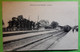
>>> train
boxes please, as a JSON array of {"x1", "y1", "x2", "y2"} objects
[{"x1": 62, "y1": 25, "x2": 72, "y2": 32}]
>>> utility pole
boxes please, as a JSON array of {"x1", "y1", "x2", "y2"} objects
[{"x1": 37, "y1": 16, "x2": 40, "y2": 30}]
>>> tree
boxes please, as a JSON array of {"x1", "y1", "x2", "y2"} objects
[
  {"x1": 39, "y1": 20, "x2": 49, "y2": 27},
  {"x1": 7, "y1": 20, "x2": 13, "y2": 31},
  {"x1": 51, "y1": 21, "x2": 59, "y2": 29},
  {"x1": 32, "y1": 22, "x2": 35, "y2": 29},
  {"x1": 17, "y1": 15, "x2": 23, "y2": 20},
  {"x1": 12, "y1": 17, "x2": 18, "y2": 31},
  {"x1": 36, "y1": 22, "x2": 40, "y2": 30},
  {"x1": 17, "y1": 15, "x2": 24, "y2": 30}
]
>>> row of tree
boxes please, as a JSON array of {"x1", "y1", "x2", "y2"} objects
[
  {"x1": 2, "y1": 15, "x2": 59, "y2": 32},
  {"x1": 2, "y1": 15, "x2": 78, "y2": 32},
  {"x1": 3, "y1": 15, "x2": 38, "y2": 31}
]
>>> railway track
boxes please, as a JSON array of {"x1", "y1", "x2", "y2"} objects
[
  {"x1": 16, "y1": 32, "x2": 67, "y2": 51},
  {"x1": 3, "y1": 30, "x2": 67, "y2": 51},
  {"x1": 3, "y1": 29, "x2": 56, "y2": 37},
  {"x1": 3, "y1": 30, "x2": 61, "y2": 42}
]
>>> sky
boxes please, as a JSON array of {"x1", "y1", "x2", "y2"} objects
[{"x1": 2, "y1": 2, "x2": 78, "y2": 27}]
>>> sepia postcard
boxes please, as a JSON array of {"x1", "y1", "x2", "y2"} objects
[{"x1": 2, "y1": 1, "x2": 78, "y2": 51}]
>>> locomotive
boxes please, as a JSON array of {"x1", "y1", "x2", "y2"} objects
[{"x1": 63, "y1": 25, "x2": 72, "y2": 32}]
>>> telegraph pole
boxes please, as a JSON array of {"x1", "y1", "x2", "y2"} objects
[
  {"x1": 37, "y1": 16, "x2": 40, "y2": 30},
  {"x1": 28, "y1": 16, "x2": 30, "y2": 30}
]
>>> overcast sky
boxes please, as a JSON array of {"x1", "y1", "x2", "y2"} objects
[{"x1": 2, "y1": 2, "x2": 78, "y2": 27}]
